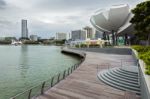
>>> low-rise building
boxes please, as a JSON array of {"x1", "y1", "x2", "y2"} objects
[
  {"x1": 30, "y1": 35, "x2": 38, "y2": 41},
  {"x1": 70, "y1": 39, "x2": 108, "y2": 48}
]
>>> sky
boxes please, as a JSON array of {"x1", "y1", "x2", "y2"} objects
[{"x1": 0, "y1": 0, "x2": 142, "y2": 38}]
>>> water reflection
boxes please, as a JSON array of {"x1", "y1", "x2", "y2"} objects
[
  {"x1": 19, "y1": 45, "x2": 29, "y2": 78},
  {"x1": 0, "y1": 45, "x2": 80, "y2": 99}
]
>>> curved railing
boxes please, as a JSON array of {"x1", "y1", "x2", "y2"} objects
[{"x1": 10, "y1": 48, "x2": 86, "y2": 99}]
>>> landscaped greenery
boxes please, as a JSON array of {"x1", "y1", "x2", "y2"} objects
[
  {"x1": 55, "y1": 39, "x2": 66, "y2": 45},
  {"x1": 75, "y1": 44, "x2": 87, "y2": 48},
  {"x1": 23, "y1": 40, "x2": 39, "y2": 44},
  {"x1": 0, "y1": 40, "x2": 11, "y2": 44},
  {"x1": 132, "y1": 45, "x2": 150, "y2": 75},
  {"x1": 130, "y1": 1, "x2": 150, "y2": 45},
  {"x1": 130, "y1": 1, "x2": 150, "y2": 75}
]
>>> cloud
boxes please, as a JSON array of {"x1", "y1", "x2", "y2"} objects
[
  {"x1": 0, "y1": 0, "x2": 6, "y2": 9},
  {"x1": 0, "y1": 0, "x2": 143, "y2": 38}
]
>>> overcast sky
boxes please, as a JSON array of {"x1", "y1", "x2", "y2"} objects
[{"x1": 0, "y1": 0, "x2": 142, "y2": 38}]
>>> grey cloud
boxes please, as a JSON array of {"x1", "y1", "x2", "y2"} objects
[
  {"x1": 33, "y1": 0, "x2": 104, "y2": 12},
  {"x1": 0, "y1": 20, "x2": 12, "y2": 24},
  {"x1": 0, "y1": 0, "x2": 6, "y2": 9},
  {"x1": 0, "y1": 20, "x2": 13, "y2": 28},
  {"x1": 33, "y1": 0, "x2": 142, "y2": 12},
  {"x1": 0, "y1": 0, "x2": 143, "y2": 37}
]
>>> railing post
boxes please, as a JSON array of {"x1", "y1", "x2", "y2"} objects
[
  {"x1": 72, "y1": 66, "x2": 74, "y2": 71},
  {"x1": 74, "y1": 64, "x2": 76, "y2": 70},
  {"x1": 78, "y1": 63, "x2": 79, "y2": 67},
  {"x1": 28, "y1": 89, "x2": 32, "y2": 99},
  {"x1": 138, "y1": 61, "x2": 141, "y2": 86},
  {"x1": 75, "y1": 64, "x2": 77, "y2": 68},
  {"x1": 57, "y1": 73, "x2": 60, "y2": 83},
  {"x1": 71, "y1": 67, "x2": 73, "y2": 73},
  {"x1": 68, "y1": 68, "x2": 70, "y2": 75},
  {"x1": 63, "y1": 70, "x2": 66, "y2": 79},
  {"x1": 51, "y1": 77, "x2": 54, "y2": 87},
  {"x1": 74, "y1": 64, "x2": 76, "y2": 69},
  {"x1": 97, "y1": 65, "x2": 98, "y2": 73},
  {"x1": 41, "y1": 82, "x2": 45, "y2": 95},
  {"x1": 121, "y1": 59, "x2": 123, "y2": 69},
  {"x1": 72, "y1": 65, "x2": 74, "y2": 71}
]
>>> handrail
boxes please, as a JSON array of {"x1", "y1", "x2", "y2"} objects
[
  {"x1": 10, "y1": 73, "x2": 58, "y2": 99},
  {"x1": 97, "y1": 59, "x2": 138, "y2": 71},
  {"x1": 10, "y1": 49, "x2": 86, "y2": 99}
]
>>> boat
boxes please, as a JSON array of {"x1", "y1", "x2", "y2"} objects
[{"x1": 11, "y1": 40, "x2": 22, "y2": 45}]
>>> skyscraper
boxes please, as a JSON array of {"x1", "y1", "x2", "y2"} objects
[
  {"x1": 71, "y1": 30, "x2": 87, "y2": 41},
  {"x1": 83, "y1": 26, "x2": 94, "y2": 39},
  {"x1": 21, "y1": 19, "x2": 28, "y2": 39},
  {"x1": 56, "y1": 33, "x2": 67, "y2": 40},
  {"x1": 95, "y1": 30, "x2": 102, "y2": 39}
]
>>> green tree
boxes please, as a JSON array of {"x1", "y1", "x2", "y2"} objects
[{"x1": 130, "y1": 0, "x2": 150, "y2": 45}]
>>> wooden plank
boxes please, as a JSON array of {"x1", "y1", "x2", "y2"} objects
[
  {"x1": 124, "y1": 91, "x2": 136, "y2": 99},
  {"x1": 35, "y1": 51, "x2": 140, "y2": 99}
]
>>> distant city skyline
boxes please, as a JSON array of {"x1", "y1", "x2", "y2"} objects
[{"x1": 0, "y1": 0, "x2": 142, "y2": 38}]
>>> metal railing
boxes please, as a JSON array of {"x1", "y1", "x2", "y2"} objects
[
  {"x1": 97, "y1": 59, "x2": 141, "y2": 87},
  {"x1": 97, "y1": 59, "x2": 138, "y2": 72},
  {"x1": 10, "y1": 56, "x2": 86, "y2": 99}
]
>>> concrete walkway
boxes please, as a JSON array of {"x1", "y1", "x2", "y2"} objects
[{"x1": 35, "y1": 50, "x2": 140, "y2": 99}]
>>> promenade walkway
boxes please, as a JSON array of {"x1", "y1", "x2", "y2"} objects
[{"x1": 35, "y1": 50, "x2": 140, "y2": 99}]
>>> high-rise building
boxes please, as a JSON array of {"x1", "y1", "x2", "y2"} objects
[
  {"x1": 21, "y1": 19, "x2": 28, "y2": 39},
  {"x1": 56, "y1": 33, "x2": 67, "y2": 40},
  {"x1": 71, "y1": 30, "x2": 87, "y2": 41},
  {"x1": 83, "y1": 26, "x2": 94, "y2": 39},
  {"x1": 95, "y1": 30, "x2": 102, "y2": 39}
]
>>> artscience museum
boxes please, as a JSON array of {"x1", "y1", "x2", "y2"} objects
[{"x1": 90, "y1": 4, "x2": 134, "y2": 45}]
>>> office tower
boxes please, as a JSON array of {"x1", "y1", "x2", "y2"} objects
[
  {"x1": 56, "y1": 33, "x2": 67, "y2": 40},
  {"x1": 83, "y1": 26, "x2": 94, "y2": 39},
  {"x1": 21, "y1": 19, "x2": 28, "y2": 39},
  {"x1": 71, "y1": 30, "x2": 87, "y2": 41},
  {"x1": 95, "y1": 30, "x2": 102, "y2": 39}
]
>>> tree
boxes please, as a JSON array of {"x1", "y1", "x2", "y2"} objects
[{"x1": 130, "y1": 0, "x2": 150, "y2": 45}]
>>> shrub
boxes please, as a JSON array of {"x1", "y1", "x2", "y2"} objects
[
  {"x1": 89, "y1": 44, "x2": 100, "y2": 48},
  {"x1": 139, "y1": 51, "x2": 150, "y2": 64},
  {"x1": 0, "y1": 40, "x2": 11, "y2": 44},
  {"x1": 23, "y1": 40, "x2": 39, "y2": 44},
  {"x1": 132, "y1": 45, "x2": 150, "y2": 75},
  {"x1": 75, "y1": 45, "x2": 79, "y2": 48},
  {"x1": 132, "y1": 45, "x2": 150, "y2": 53},
  {"x1": 80, "y1": 44, "x2": 87, "y2": 48},
  {"x1": 145, "y1": 69, "x2": 150, "y2": 75}
]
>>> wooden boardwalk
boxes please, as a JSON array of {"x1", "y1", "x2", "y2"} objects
[{"x1": 35, "y1": 51, "x2": 141, "y2": 99}]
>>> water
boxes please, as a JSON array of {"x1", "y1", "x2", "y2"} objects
[{"x1": 0, "y1": 45, "x2": 80, "y2": 99}]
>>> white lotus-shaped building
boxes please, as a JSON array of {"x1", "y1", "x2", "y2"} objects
[{"x1": 90, "y1": 4, "x2": 133, "y2": 36}]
